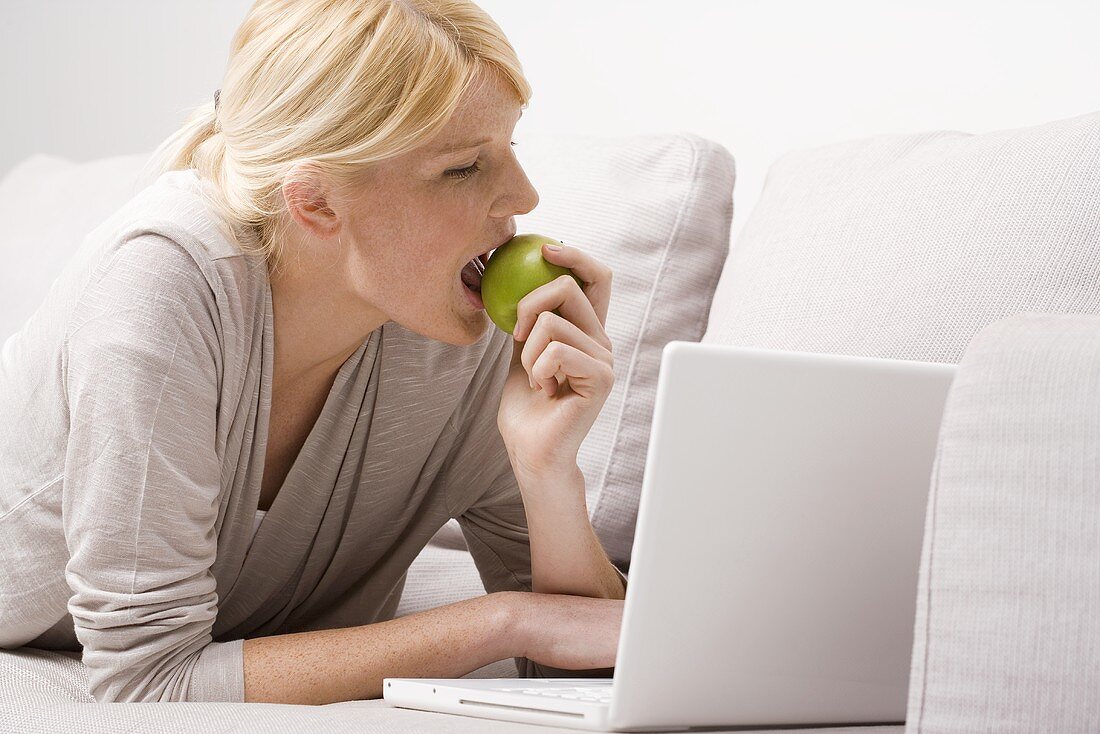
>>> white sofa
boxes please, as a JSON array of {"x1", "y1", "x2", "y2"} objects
[{"x1": 2, "y1": 110, "x2": 1098, "y2": 733}]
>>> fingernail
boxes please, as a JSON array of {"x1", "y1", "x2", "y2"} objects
[{"x1": 545, "y1": 243, "x2": 562, "y2": 252}]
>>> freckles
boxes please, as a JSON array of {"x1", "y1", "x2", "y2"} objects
[{"x1": 398, "y1": 250, "x2": 447, "y2": 286}]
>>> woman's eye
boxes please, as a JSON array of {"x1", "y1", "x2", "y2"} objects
[
  {"x1": 447, "y1": 161, "x2": 480, "y2": 180},
  {"x1": 445, "y1": 142, "x2": 518, "y2": 181}
]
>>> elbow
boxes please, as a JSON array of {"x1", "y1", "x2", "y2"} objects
[
  {"x1": 81, "y1": 638, "x2": 244, "y2": 703},
  {"x1": 85, "y1": 658, "x2": 188, "y2": 703}
]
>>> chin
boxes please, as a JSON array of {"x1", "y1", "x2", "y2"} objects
[
  {"x1": 399, "y1": 279, "x2": 494, "y2": 346},
  {"x1": 451, "y1": 309, "x2": 492, "y2": 346},
  {"x1": 414, "y1": 308, "x2": 490, "y2": 347}
]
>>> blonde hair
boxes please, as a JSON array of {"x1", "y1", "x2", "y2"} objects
[{"x1": 143, "y1": 0, "x2": 531, "y2": 276}]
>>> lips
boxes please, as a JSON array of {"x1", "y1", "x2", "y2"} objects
[
  {"x1": 477, "y1": 230, "x2": 517, "y2": 264},
  {"x1": 459, "y1": 231, "x2": 516, "y2": 294}
]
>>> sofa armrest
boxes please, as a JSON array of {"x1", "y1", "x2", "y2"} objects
[{"x1": 907, "y1": 313, "x2": 1100, "y2": 733}]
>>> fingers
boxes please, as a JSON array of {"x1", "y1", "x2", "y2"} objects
[
  {"x1": 509, "y1": 243, "x2": 616, "y2": 398},
  {"x1": 514, "y1": 273, "x2": 610, "y2": 350},
  {"x1": 531, "y1": 340, "x2": 615, "y2": 399},
  {"x1": 521, "y1": 311, "x2": 613, "y2": 390},
  {"x1": 539, "y1": 242, "x2": 613, "y2": 326}
]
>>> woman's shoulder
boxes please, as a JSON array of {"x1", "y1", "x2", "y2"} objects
[
  {"x1": 0, "y1": 169, "x2": 269, "y2": 393},
  {"x1": 61, "y1": 170, "x2": 268, "y2": 340},
  {"x1": 101, "y1": 168, "x2": 265, "y2": 286}
]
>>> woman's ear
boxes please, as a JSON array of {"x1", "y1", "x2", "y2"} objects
[{"x1": 281, "y1": 163, "x2": 342, "y2": 240}]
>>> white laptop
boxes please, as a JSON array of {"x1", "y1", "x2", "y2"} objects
[{"x1": 384, "y1": 342, "x2": 957, "y2": 731}]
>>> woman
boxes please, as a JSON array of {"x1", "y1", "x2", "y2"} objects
[{"x1": 0, "y1": 0, "x2": 625, "y2": 705}]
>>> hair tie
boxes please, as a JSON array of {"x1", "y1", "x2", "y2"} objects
[{"x1": 214, "y1": 88, "x2": 221, "y2": 113}]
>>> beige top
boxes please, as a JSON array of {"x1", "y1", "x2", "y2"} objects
[{"x1": 0, "y1": 169, "x2": 606, "y2": 702}]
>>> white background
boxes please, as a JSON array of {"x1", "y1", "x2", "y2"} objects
[{"x1": 2, "y1": 0, "x2": 1097, "y2": 241}]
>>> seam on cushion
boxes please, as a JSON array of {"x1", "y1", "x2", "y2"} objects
[
  {"x1": 684, "y1": 154, "x2": 732, "y2": 346},
  {"x1": 591, "y1": 134, "x2": 702, "y2": 528},
  {"x1": 914, "y1": 431, "x2": 945, "y2": 731}
]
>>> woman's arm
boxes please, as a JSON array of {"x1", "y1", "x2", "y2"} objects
[
  {"x1": 62, "y1": 236, "x2": 242, "y2": 702},
  {"x1": 515, "y1": 463, "x2": 626, "y2": 600},
  {"x1": 242, "y1": 589, "x2": 623, "y2": 704},
  {"x1": 243, "y1": 591, "x2": 514, "y2": 704},
  {"x1": 495, "y1": 242, "x2": 627, "y2": 601}
]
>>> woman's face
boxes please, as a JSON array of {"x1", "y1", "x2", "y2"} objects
[{"x1": 331, "y1": 69, "x2": 538, "y2": 346}]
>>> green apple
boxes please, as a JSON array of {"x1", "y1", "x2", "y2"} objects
[{"x1": 480, "y1": 233, "x2": 583, "y2": 335}]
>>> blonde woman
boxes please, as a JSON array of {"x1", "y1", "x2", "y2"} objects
[{"x1": 0, "y1": 0, "x2": 625, "y2": 705}]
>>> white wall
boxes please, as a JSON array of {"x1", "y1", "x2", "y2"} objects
[
  {"x1": 2, "y1": 0, "x2": 1097, "y2": 241},
  {"x1": 0, "y1": 1, "x2": 250, "y2": 170}
]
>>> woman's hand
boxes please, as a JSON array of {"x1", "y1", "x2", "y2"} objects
[
  {"x1": 506, "y1": 591, "x2": 624, "y2": 672},
  {"x1": 496, "y1": 242, "x2": 615, "y2": 481}
]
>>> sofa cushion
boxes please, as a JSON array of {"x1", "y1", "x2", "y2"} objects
[
  {"x1": 907, "y1": 313, "x2": 1100, "y2": 732},
  {"x1": 703, "y1": 111, "x2": 1100, "y2": 363}
]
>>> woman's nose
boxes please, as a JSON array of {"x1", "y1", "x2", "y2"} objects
[
  {"x1": 494, "y1": 160, "x2": 539, "y2": 218},
  {"x1": 515, "y1": 171, "x2": 539, "y2": 216}
]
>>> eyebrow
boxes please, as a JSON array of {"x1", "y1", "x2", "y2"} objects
[
  {"x1": 431, "y1": 138, "x2": 491, "y2": 158},
  {"x1": 429, "y1": 109, "x2": 524, "y2": 158}
]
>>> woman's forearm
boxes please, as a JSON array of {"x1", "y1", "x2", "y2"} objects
[
  {"x1": 516, "y1": 463, "x2": 627, "y2": 600},
  {"x1": 243, "y1": 590, "x2": 519, "y2": 704}
]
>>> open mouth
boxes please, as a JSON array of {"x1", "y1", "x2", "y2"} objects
[
  {"x1": 460, "y1": 253, "x2": 486, "y2": 294},
  {"x1": 458, "y1": 230, "x2": 514, "y2": 307}
]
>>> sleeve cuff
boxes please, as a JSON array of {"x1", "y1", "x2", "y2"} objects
[{"x1": 189, "y1": 638, "x2": 245, "y2": 702}]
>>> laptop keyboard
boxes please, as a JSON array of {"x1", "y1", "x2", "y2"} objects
[{"x1": 491, "y1": 685, "x2": 613, "y2": 704}]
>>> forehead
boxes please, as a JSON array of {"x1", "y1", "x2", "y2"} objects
[{"x1": 424, "y1": 71, "x2": 524, "y2": 157}]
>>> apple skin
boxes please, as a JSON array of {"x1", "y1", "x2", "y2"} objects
[{"x1": 480, "y1": 233, "x2": 583, "y2": 335}]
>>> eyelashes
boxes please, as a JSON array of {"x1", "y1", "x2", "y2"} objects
[
  {"x1": 447, "y1": 161, "x2": 481, "y2": 180},
  {"x1": 446, "y1": 141, "x2": 518, "y2": 180}
]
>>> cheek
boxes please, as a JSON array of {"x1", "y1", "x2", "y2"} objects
[
  {"x1": 376, "y1": 237, "x2": 455, "y2": 298},
  {"x1": 364, "y1": 194, "x2": 477, "y2": 290}
]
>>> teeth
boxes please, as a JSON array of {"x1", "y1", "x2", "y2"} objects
[{"x1": 461, "y1": 258, "x2": 483, "y2": 292}]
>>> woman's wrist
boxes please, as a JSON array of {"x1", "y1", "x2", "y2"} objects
[
  {"x1": 507, "y1": 450, "x2": 584, "y2": 498},
  {"x1": 494, "y1": 590, "x2": 536, "y2": 660}
]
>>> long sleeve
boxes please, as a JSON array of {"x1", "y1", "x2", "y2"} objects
[
  {"x1": 61, "y1": 235, "x2": 244, "y2": 702},
  {"x1": 445, "y1": 330, "x2": 627, "y2": 679}
]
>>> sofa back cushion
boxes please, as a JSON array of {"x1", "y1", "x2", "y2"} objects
[
  {"x1": 703, "y1": 111, "x2": 1100, "y2": 363},
  {"x1": 907, "y1": 313, "x2": 1100, "y2": 732}
]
